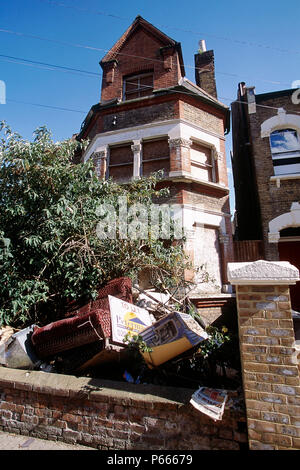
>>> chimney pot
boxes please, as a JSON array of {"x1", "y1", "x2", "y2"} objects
[{"x1": 198, "y1": 39, "x2": 207, "y2": 53}]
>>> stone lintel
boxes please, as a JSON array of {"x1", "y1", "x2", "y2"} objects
[{"x1": 227, "y1": 260, "x2": 300, "y2": 286}]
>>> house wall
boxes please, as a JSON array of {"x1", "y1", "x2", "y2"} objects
[
  {"x1": 248, "y1": 94, "x2": 300, "y2": 260},
  {"x1": 83, "y1": 112, "x2": 233, "y2": 292},
  {"x1": 78, "y1": 16, "x2": 233, "y2": 295},
  {"x1": 232, "y1": 88, "x2": 300, "y2": 260},
  {"x1": 100, "y1": 27, "x2": 182, "y2": 102}
]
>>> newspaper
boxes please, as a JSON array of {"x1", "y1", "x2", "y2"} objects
[{"x1": 190, "y1": 387, "x2": 228, "y2": 421}]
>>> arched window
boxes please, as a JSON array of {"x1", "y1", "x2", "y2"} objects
[{"x1": 270, "y1": 128, "x2": 300, "y2": 175}]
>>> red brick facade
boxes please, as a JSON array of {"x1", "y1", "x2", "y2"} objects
[
  {"x1": 100, "y1": 16, "x2": 184, "y2": 102},
  {"x1": 76, "y1": 16, "x2": 233, "y2": 296}
]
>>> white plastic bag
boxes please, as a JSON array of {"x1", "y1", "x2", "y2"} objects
[{"x1": 0, "y1": 325, "x2": 40, "y2": 369}]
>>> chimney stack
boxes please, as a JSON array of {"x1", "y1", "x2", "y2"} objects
[{"x1": 194, "y1": 40, "x2": 217, "y2": 98}]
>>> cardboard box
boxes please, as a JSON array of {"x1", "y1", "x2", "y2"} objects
[{"x1": 139, "y1": 312, "x2": 209, "y2": 368}]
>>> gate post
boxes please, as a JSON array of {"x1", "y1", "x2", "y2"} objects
[{"x1": 228, "y1": 260, "x2": 300, "y2": 450}]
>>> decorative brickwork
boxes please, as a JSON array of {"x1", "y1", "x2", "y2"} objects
[
  {"x1": 169, "y1": 138, "x2": 191, "y2": 173},
  {"x1": 92, "y1": 149, "x2": 107, "y2": 179},
  {"x1": 102, "y1": 100, "x2": 177, "y2": 133}
]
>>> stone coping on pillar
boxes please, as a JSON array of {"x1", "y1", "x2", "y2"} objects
[{"x1": 227, "y1": 260, "x2": 300, "y2": 286}]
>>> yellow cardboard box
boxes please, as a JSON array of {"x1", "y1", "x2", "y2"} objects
[{"x1": 139, "y1": 312, "x2": 209, "y2": 368}]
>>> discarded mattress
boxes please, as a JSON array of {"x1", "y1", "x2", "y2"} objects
[
  {"x1": 68, "y1": 277, "x2": 133, "y2": 317},
  {"x1": 31, "y1": 309, "x2": 111, "y2": 359},
  {"x1": 31, "y1": 278, "x2": 134, "y2": 362}
]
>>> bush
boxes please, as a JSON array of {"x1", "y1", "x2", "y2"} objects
[{"x1": 0, "y1": 122, "x2": 191, "y2": 327}]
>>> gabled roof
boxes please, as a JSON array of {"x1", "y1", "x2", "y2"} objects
[{"x1": 100, "y1": 15, "x2": 185, "y2": 76}]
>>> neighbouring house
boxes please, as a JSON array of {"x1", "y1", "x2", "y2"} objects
[
  {"x1": 231, "y1": 82, "x2": 300, "y2": 314},
  {"x1": 76, "y1": 16, "x2": 234, "y2": 322}
]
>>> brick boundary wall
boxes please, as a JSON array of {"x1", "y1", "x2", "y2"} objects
[
  {"x1": 0, "y1": 367, "x2": 247, "y2": 450},
  {"x1": 228, "y1": 260, "x2": 300, "y2": 450}
]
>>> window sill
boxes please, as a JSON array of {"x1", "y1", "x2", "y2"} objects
[
  {"x1": 168, "y1": 171, "x2": 229, "y2": 192},
  {"x1": 106, "y1": 173, "x2": 229, "y2": 192}
]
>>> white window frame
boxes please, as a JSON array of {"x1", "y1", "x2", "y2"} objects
[{"x1": 269, "y1": 128, "x2": 300, "y2": 176}]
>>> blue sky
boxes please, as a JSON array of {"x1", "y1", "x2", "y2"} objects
[{"x1": 1, "y1": 0, "x2": 299, "y2": 212}]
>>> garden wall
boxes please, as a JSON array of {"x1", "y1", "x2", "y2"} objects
[{"x1": 0, "y1": 367, "x2": 248, "y2": 450}]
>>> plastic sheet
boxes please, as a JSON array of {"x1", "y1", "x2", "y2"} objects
[{"x1": 0, "y1": 325, "x2": 40, "y2": 369}]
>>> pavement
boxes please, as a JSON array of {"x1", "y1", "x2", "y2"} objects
[{"x1": 0, "y1": 430, "x2": 96, "y2": 451}]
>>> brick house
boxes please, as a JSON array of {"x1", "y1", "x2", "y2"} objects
[
  {"x1": 231, "y1": 83, "x2": 300, "y2": 312},
  {"x1": 76, "y1": 16, "x2": 234, "y2": 308}
]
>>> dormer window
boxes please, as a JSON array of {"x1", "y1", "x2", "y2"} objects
[
  {"x1": 123, "y1": 72, "x2": 153, "y2": 101},
  {"x1": 270, "y1": 128, "x2": 300, "y2": 175}
]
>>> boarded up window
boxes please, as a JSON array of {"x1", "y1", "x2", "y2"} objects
[
  {"x1": 142, "y1": 138, "x2": 170, "y2": 177},
  {"x1": 108, "y1": 144, "x2": 133, "y2": 182},
  {"x1": 190, "y1": 142, "x2": 214, "y2": 182},
  {"x1": 124, "y1": 73, "x2": 153, "y2": 101},
  {"x1": 193, "y1": 225, "x2": 222, "y2": 292}
]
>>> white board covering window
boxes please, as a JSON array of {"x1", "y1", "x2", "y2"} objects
[{"x1": 190, "y1": 142, "x2": 215, "y2": 182}]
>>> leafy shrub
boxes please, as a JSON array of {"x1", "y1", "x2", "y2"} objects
[{"x1": 0, "y1": 122, "x2": 191, "y2": 327}]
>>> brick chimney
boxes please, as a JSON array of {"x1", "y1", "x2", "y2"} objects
[{"x1": 194, "y1": 40, "x2": 217, "y2": 98}]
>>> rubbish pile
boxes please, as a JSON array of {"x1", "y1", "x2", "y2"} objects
[
  {"x1": 0, "y1": 276, "x2": 241, "y2": 420},
  {"x1": 0, "y1": 276, "x2": 208, "y2": 374}
]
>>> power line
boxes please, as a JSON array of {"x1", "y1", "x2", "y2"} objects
[
  {"x1": 0, "y1": 53, "x2": 101, "y2": 77},
  {"x1": 38, "y1": 0, "x2": 300, "y2": 56},
  {"x1": 4, "y1": 78, "x2": 299, "y2": 119},
  {"x1": 0, "y1": 27, "x2": 292, "y2": 89},
  {"x1": 123, "y1": 80, "x2": 300, "y2": 114},
  {"x1": 0, "y1": 27, "x2": 166, "y2": 64},
  {"x1": 7, "y1": 98, "x2": 87, "y2": 114}
]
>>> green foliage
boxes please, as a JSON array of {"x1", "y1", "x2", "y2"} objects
[
  {"x1": 0, "y1": 122, "x2": 191, "y2": 328},
  {"x1": 185, "y1": 325, "x2": 239, "y2": 377},
  {"x1": 123, "y1": 332, "x2": 153, "y2": 353},
  {"x1": 196, "y1": 325, "x2": 231, "y2": 359},
  {"x1": 160, "y1": 325, "x2": 241, "y2": 388}
]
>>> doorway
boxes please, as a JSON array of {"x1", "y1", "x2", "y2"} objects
[{"x1": 278, "y1": 228, "x2": 300, "y2": 312}]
